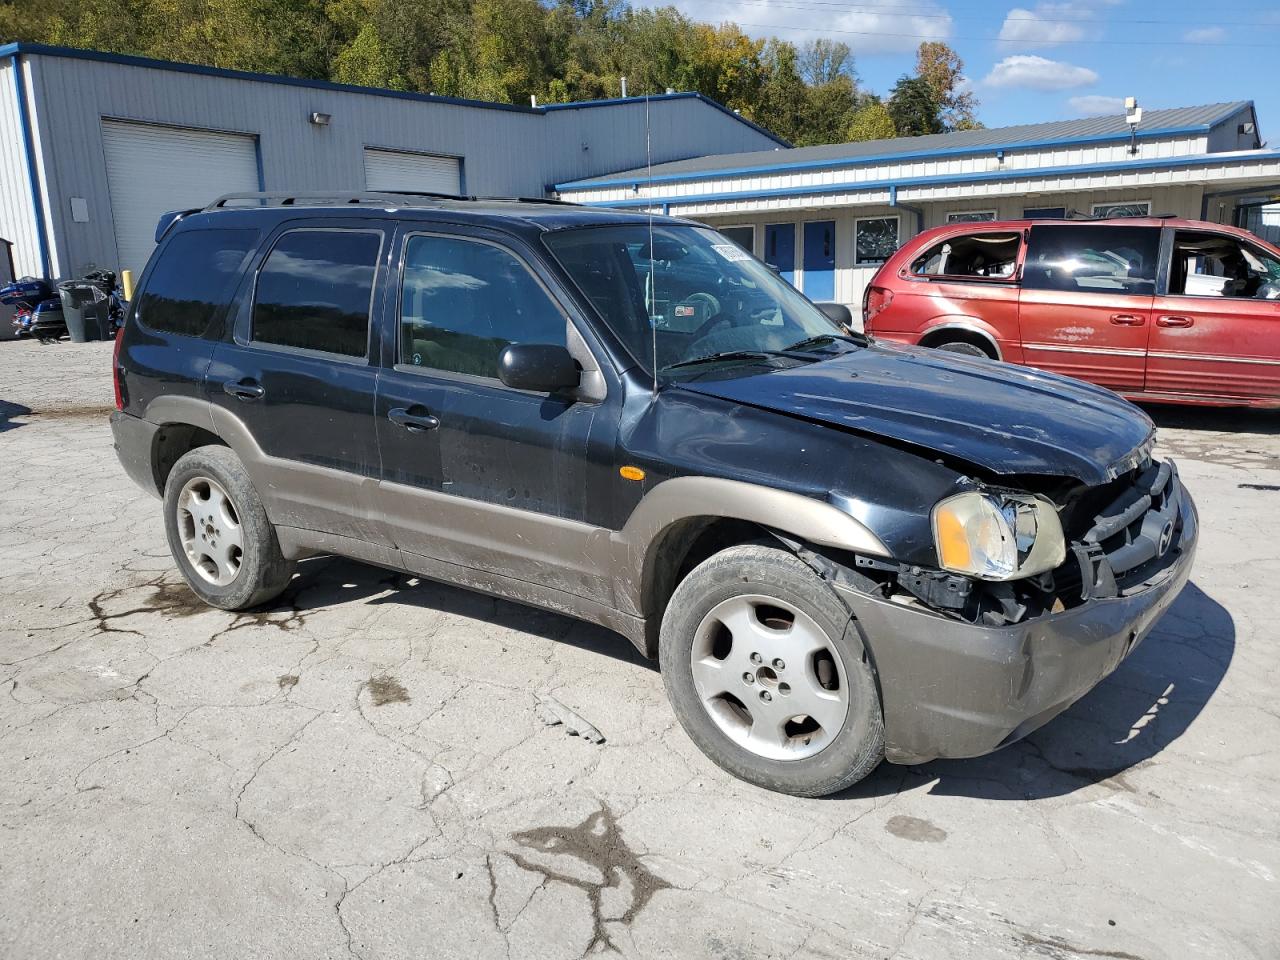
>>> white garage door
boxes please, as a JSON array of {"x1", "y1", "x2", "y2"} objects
[
  {"x1": 364, "y1": 148, "x2": 461, "y2": 196},
  {"x1": 101, "y1": 120, "x2": 259, "y2": 275}
]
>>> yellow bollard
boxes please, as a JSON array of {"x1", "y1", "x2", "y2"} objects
[{"x1": 120, "y1": 269, "x2": 134, "y2": 301}]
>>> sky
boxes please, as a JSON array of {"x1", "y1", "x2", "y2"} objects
[{"x1": 667, "y1": 0, "x2": 1279, "y2": 137}]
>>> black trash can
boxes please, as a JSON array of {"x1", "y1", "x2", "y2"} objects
[{"x1": 58, "y1": 281, "x2": 110, "y2": 343}]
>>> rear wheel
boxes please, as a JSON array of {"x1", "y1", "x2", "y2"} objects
[
  {"x1": 933, "y1": 338, "x2": 993, "y2": 359},
  {"x1": 659, "y1": 544, "x2": 884, "y2": 796},
  {"x1": 163, "y1": 446, "x2": 294, "y2": 610}
]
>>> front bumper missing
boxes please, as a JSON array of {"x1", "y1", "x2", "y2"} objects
[{"x1": 833, "y1": 486, "x2": 1199, "y2": 765}]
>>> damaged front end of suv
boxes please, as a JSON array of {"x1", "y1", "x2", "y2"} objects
[{"x1": 655, "y1": 343, "x2": 1197, "y2": 766}]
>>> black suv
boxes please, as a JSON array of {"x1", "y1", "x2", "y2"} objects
[{"x1": 111, "y1": 192, "x2": 1197, "y2": 796}]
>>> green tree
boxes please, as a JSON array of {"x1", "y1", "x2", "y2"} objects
[
  {"x1": 846, "y1": 98, "x2": 896, "y2": 141},
  {"x1": 755, "y1": 39, "x2": 807, "y2": 145},
  {"x1": 886, "y1": 74, "x2": 942, "y2": 137},
  {"x1": 797, "y1": 39, "x2": 854, "y2": 87},
  {"x1": 915, "y1": 41, "x2": 980, "y2": 131}
]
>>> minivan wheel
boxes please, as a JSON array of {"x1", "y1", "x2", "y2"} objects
[
  {"x1": 934, "y1": 339, "x2": 992, "y2": 359},
  {"x1": 659, "y1": 545, "x2": 884, "y2": 797},
  {"x1": 162, "y1": 446, "x2": 294, "y2": 610}
]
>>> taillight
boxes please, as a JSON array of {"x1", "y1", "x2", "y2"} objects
[
  {"x1": 112, "y1": 329, "x2": 124, "y2": 410},
  {"x1": 863, "y1": 285, "x2": 894, "y2": 327}
]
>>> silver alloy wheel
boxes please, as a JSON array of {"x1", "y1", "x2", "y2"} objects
[
  {"x1": 175, "y1": 476, "x2": 244, "y2": 586},
  {"x1": 689, "y1": 594, "x2": 849, "y2": 761}
]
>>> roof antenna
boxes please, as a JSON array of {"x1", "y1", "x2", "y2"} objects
[{"x1": 645, "y1": 87, "x2": 657, "y2": 398}]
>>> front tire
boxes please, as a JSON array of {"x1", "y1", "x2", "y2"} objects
[
  {"x1": 659, "y1": 545, "x2": 884, "y2": 797},
  {"x1": 162, "y1": 446, "x2": 294, "y2": 610}
]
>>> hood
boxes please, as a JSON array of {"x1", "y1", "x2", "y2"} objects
[{"x1": 677, "y1": 344, "x2": 1154, "y2": 486}]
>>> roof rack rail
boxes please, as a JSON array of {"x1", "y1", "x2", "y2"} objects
[{"x1": 203, "y1": 190, "x2": 578, "y2": 211}]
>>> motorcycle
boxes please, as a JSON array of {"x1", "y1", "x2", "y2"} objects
[{"x1": 1, "y1": 277, "x2": 66, "y2": 343}]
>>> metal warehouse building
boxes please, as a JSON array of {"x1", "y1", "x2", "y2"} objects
[
  {"x1": 0, "y1": 43, "x2": 785, "y2": 280},
  {"x1": 557, "y1": 102, "x2": 1278, "y2": 313}
]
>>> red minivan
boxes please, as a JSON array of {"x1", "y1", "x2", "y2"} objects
[{"x1": 863, "y1": 217, "x2": 1280, "y2": 407}]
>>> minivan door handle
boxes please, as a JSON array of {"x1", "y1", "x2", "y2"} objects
[
  {"x1": 223, "y1": 379, "x2": 265, "y2": 401},
  {"x1": 388, "y1": 406, "x2": 441, "y2": 432},
  {"x1": 1157, "y1": 315, "x2": 1194, "y2": 328},
  {"x1": 1109, "y1": 313, "x2": 1146, "y2": 326}
]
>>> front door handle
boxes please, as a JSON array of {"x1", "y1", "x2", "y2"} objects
[
  {"x1": 223, "y1": 379, "x2": 265, "y2": 401},
  {"x1": 388, "y1": 406, "x2": 441, "y2": 432},
  {"x1": 1157, "y1": 315, "x2": 1194, "y2": 328},
  {"x1": 1110, "y1": 313, "x2": 1146, "y2": 326}
]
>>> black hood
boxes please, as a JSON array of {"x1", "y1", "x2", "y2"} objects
[{"x1": 677, "y1": 344, "x2": 1155, "y2": 486}]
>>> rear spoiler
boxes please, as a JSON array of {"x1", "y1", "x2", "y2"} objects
[{"x1": 154, "y1": 209, "x2": 200, "y2": 243}]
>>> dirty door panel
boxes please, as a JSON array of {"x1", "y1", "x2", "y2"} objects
[
  {"x1": 206, "y1": 222, "x2": 389, "y2": 542},
  {"x1": 1018, "y1": 224, "x2": 1158, "y2": 392},
  {"x1": 373, "y1": 230, "x2": 617, "y2": 602}
]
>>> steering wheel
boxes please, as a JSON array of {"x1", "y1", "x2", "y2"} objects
[{"x1": 681, "y1": 292, "x2": 726, "y2": 341}]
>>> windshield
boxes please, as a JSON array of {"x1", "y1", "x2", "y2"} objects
[{"x1": 544, "y1": 224, "x2": 850, "y2": 378}]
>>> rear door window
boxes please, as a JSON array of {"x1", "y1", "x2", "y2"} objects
[
  {"x1": 911, "y1": 232, "x2": 1021, "y2": 280},
  {"x1": 1023, "y1": 225, "x2": 1159, "y2": 295},
  {"x1": 398, "y1": 234, "x2": 567, "y2": 379},
  {"x1": 137, "y1": 228, "x2": 258, "y2": 337},
  {"x1": 252, "y1": 229, "x2": 381, "y2": 358}
]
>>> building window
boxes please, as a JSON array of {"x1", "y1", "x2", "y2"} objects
[
  {"x1": 946, "y1": 210, "x2": 997, "y2": 223},
  {"x1": 718, "y1": 225, "x2": 755, "y2": 253},
  {"x1": 1092, "y1": 201, "x2": 1152, "y2": 219},
  {"x1": 1024, "y1": 207, "x2": 1067, "y2": 219},
  {"x1": 855, "y1": 216, "x2": 899, "y2": 266}
]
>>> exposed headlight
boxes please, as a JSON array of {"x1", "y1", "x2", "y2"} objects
[{"x1": 932, "y1": 491, "x2": 1065, "y2": 581}]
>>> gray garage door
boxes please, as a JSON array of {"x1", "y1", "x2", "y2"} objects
[
  {"x1": 363, "y1": 148, "x2": 461, "y2": 196},
  {"x1": 101, "y1": 120, "x2": 259, "y2": 276}
]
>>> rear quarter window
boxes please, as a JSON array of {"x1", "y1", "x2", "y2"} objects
[
  {"x1": 136, "y1": 228, "x2": 258, "y2": 337},
  {"x1": 911, "y1": 232, "x2": 1020, "y2": 280}
]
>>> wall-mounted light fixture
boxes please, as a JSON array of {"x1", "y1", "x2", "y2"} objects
[
  {"x1": 309, "y1": 111, "x2": 331, "y2": 126},
  {"x1": 1125, "y1": 97, "x2": 1142, "y2": 155}
]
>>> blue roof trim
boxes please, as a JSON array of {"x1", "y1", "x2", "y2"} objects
[
  {"x1": 0, "y1": 41, "x2": 542, "y2": 114},
  {"x1": 556, "y1": 106, "x2": 1249, "y2": 191},
  {"x1": 545, "y1": 92, "x2": 790, "y2": 147},
  {"x1": 578, "y1": 148, "x2": 1280, "y2": 209}
]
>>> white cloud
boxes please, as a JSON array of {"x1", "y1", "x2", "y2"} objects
[
  {"x1": 1184, "y1": 27, "x2": 1226, "y2": 43},
  {"x1": 998, "y1": 6, "x2": 1087, "y2": 46},
  {"x1": 1068, "y1": 94, "x2": 1127, "y2": 116},
  {"x1": 984, "y1": 55, "x2": 1098, "y2": 90},
  {"x1": 671, "y1": 0, "x2": 953, "y2": 53}
]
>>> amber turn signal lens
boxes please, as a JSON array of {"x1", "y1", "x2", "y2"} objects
[{"x1": 619, "y1": 465, "x2": 646, "y2": 481}]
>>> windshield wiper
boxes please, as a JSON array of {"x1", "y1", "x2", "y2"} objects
[
  {"x1": 664, "y1": 349, "x2": 803, "y2": 371},
  {"x1": 782, "y1": 332, "x2": 869, "y2": 352}
]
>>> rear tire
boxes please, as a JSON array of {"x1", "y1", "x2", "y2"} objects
[
  {"x1": 162, "y1": 446, "x2": 294, "y2": 610},
  {"x1": 933, "y1": 339, "x2": 992, "y2": 359},
  {"x1": 659, "y1": 544, "x2": 884, "y2": 797}
]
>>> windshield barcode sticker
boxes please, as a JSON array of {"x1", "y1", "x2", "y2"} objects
[{"x1": 712, "y1": 244, "x2": 751, "y2": 262}]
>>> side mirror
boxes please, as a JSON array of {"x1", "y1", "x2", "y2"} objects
[
  {"x1": 816, "y1": 302, "x2": 853, "y2": 327},
  {"x1": 498, "y1": 343, "x2": 580, "y2": 393}
]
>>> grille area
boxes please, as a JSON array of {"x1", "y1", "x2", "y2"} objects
[{"x1": 1067, "y1": 459, "x2": 1183, "y2": 600}]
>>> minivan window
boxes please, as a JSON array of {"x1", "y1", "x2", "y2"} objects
[
  {"x1": 911, "y1": 232, "x2": 1020, "y2": 280},
  {"x1": 1170, "y1": 231, "x2": 1280, "y2": 300},
  {"x1": 137, "y1": 228, "x2": 258, "y2": 337},
  {"x1": 252, "y1": 230, "x2": 381, "y2": 358},
  {"x1": 399, "y1": 235, "x2": 567, "y2": 378},
  {"x1": 1023, "y1": 225, "x2": 1159, "y2": 295}
]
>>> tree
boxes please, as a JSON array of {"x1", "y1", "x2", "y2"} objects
[
  {"x1": 886, "y1": 75, "x2": 942, "y2": 137},
  {"x1": 797, "y1": 39, "x2": 854, "y2": 87},
  {"x1": 755, "y1": 39, "x2": 808, "y2": 145},
  {"x1": 846, "y1": 99, "x2": 896, "y2": 142},
  {"x1": 915, "y1": 41, "x2": 980, "y2": 131}
]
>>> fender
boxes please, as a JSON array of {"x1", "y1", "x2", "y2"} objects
[
  {"x1": 611, "y1": 476, "x2": 891, "y2": 617},
  {"x1": 916, "y1": 316, "x2": 1006, "y2": 360}
]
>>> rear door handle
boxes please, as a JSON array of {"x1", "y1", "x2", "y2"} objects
[
  {"x1": 1110, "y1": 314, "x2": 1146, "y2": 326},
  {"x1": 388, "y1": 406, "x2": 440, "y2": 432},
  {"x1": 223, "y1": 379, "x2": 265, "y2": 401},
  {"x1": 1157, "y1": 315, "x2": 1194, "y2": 328}
]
